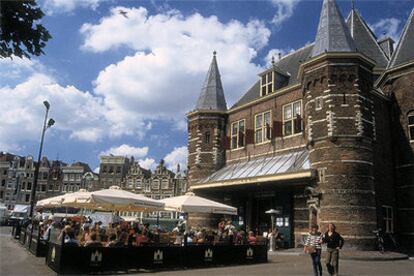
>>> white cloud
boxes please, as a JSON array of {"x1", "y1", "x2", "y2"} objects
[
  {"x1": 163, "y1": 146, "x2": 188, "y2": 171},
  {"x1": 43, "y1": 0, "x2": 102, "y2": 14},
  {"x1": 138, "y1": 158, "x2": 156, "y2": 170},
  {"x1": 270, "y1": 0, "x2": 300, "y2": 26},
  {"x1": 370, "y1": 18, "x2": 401, "y2": 42},
  {"x1": 100, "y1": 144, "x2": 149, "y2": 158},
  {"x1": 81, "y1": 6, "x2": 270, "y2": 127},
  {"x1": 0, "y1": 57, "x2": 47, "y2": 86},
  {"x1": 0, "y1": 73, "x2": 108, "y2": 151},
  {"x1": 94, "y1": 167, "x2": 100, "y2": 174}
]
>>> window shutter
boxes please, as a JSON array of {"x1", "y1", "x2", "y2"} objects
[
  {"x1": 294, "y1": 114, "x2": 303, "y2": 133},
  {"x1": 246, "y1": 129, "x2": 254, "y2": 144},
  {"x1": 273, "y1": 121, "x2": 283, "y2": 137},
  {"x1": 238, "y1": 130, "x2": 245, "y2": 147},
  {"x1": 222, "y1": 135, "x2": 230, "y2": 150}
]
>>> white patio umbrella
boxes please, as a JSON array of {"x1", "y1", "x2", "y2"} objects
[
  {"x1": 36, "y1": 194, "x2": 66, "y2": 208},
  {"x1": 61, "y1": 189, "x2": 94, "y2": 209},
  {"x1": 90, "y1": 186, "x2": 164, "y2": 212},
  {"x1": 159, "y1": 192, "x2": 237, "y2": 215}
]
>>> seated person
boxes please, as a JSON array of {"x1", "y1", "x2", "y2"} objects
[
  {"x1": 64, "y1": 229, "x2": 80, "y2": 246},
  {"x1": 106, "y1": 234, "x2": 118, "y2": 247},
  {"x1": 247, "y1": 231, "x2": 257, "y2": 245},
  {"x1": 136, "y1": 232, "x2": 149, "y2": 246},
  {"x1": 114, "y1": 232, "x2": 127, "y2": 247},
  {"x1": 84, "y1": 232, "x2": 102, "y2": 247}
]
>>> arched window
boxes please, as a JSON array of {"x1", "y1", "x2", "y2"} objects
[{"x1": 408, "y1": 111, "x2": 414, "y2": 141}]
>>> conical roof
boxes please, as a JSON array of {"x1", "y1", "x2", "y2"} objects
[
  {"x1": 311, "y1": 0, "x2": 356, "y2": 58},
  {"x1": 195, "y1": 52, "x2": 227, "y2": 111},
  {"x1": 347, "y1": 8, "x2": 389, "y2": 68},
  {"x1": 388, "y1": 8, "x2": 414, "y2": 69}
]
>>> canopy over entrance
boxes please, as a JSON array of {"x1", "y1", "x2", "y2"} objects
[{"x1": 192, "y1": 149, "x2": 314, "y2": 191}]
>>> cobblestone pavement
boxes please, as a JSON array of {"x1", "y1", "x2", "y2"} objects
[{"x1": 1, "y1": 227, "x2": 413, "y2": 276}]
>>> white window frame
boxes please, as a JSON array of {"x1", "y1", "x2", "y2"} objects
[
  {"x1": 260, "y1": 72, "x2": 273, "y2": 96},
  {"x1": 161, "y1": 179, "x2": 169, "y2": 189},
  {"x1": 382, "y1": 205, "x2": 393, "y2": 233},
  {"x1": 408, "y1": 112, "x2": 414, "y2": 141},
  {"x1": 283, "y1": 100, "x2": 302, "y2": 136},
  {"x1": 254, "y1": 110, "x2": 272, "y2": 144},
  {"x1": 231, "y1": 119, "x2": 246, "y2": 150},
  {"x1": 152, "y1": 179, "x2": 160, "y2": 190},
  {"x1": 136, "y1": 179, "x2": 142, "y2": 189}
]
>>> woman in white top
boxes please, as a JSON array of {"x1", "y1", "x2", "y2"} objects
[{"x1": 304, "y1": 224, "x2": 323, "y2": 276}]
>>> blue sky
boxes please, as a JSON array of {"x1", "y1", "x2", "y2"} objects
[{"x1": 1, "y1": 0, "x2": 413, "y2": 172}]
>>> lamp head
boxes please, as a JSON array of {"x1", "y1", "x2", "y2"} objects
[
  {"x1": 43, "y1": 101, "x2": 50, "y2": 110},
  {"x1": 47, "y1": 118, "x2": 55, "y2": 128}
]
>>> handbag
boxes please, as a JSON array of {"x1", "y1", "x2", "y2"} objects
[{"x1": 304, "y1": 245, "x2": 316, "y2": 254}]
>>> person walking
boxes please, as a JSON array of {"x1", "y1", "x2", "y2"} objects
[
  {"x1": 323, "y1": 223, "x2": 344, "y2": 276},
  {"x1": 304, "y1": 224, "x2": 323, "y2": 276}
]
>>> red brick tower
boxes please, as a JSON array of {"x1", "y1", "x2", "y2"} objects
[
  {"x1": 187, "y1": 52, "x2": 227, "y2": 187},
  {"x1": 301, "y1": 0, "x2": 377, "y2": 249}
]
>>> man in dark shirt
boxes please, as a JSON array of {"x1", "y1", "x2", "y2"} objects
[{"x1": 322, "y1": 223, "x2": 344, "y2": 276}]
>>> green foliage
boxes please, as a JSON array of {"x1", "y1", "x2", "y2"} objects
[{"x1": 0, "y1": 0, "x2": 51, "y2": 59}]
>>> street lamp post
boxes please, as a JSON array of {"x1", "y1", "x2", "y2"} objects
[{"x1": 29, "y1": 101, "x2": 55, "y2": 218}]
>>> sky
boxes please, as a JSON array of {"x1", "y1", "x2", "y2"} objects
[{"x1": 1, "y1": 0, "x2": 413, "y2": 173}]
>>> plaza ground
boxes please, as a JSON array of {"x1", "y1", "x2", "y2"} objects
[{"x1": 0, "y1": 227, "x2": 413, "y2": 276}]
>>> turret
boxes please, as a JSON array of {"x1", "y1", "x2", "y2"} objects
[
  {"x1": 187, "y1": 52, "x2": 228, "y2": 187},
  {"x1": 301, "y1": 0, "x2": 377, "y2": 250}
]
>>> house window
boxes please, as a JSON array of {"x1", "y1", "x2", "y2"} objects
[
  {"x1": 152, "y1": 179, "x2": 160, "y2": 190},
  {"x1": 260, "y1": 72, "x2": 273, "y2": 96},
  {"x1": 161, "y1": 179, "x2": 169, "y2": 189},
  {"x1": 408, "y1": 112, "x2": 414, "y2": 141},
  {"x1": 382, "y1": 206, "x2": 393, "y2": 233},
  {"x1": 204, "y1": 131, "x2": 211, "y2": 144},
  {"x1": 276, "y1": 217, "x2": 283, "y2": 227},
  {"x1": 116, "y1": 166, "x2": 121, "y2": 174},
  {"x1": 315, "y1": 97, "x2": 323, "y2": 110},
  {"x1": 144, "y1": 184, "x2": 151, "y2": 193},
  {"x1": 136, "y1": 179, "x2": 142, "y2": 189},
  {"x1": 27, "y1": 182, "x2": 32, "y2": 191},
  {"x1": 102, "y1": 165, "x2": 107, "y2": 173},
  {"x1": 255, "y1": 111, "x2": 271, "y2": 144},
  {"x1": 231, "y1": 119, "x2": 246, "y2": 149},
  {"x1": 317, "y1": 168, "x2": 326, "y2": 183},
  {"x1": 283, "y1": 100, "x2": 302, "y2": 136},
  {"x1": 25, "y1": 194, "x2": 30, "y2": 203},
  {"x1": 1, "y1": 179, "x2": 5, "y2": 186}
]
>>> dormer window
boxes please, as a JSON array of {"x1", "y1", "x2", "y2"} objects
[{"x1": 261, "y1": 72, "x2": 273, "y2": 96}]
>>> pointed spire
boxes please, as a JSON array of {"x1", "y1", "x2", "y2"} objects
[
  {"x1": 195, "y1": 52, "x2": 227, "y2": 111},
  {"x1": 311, "y1": 0, "x2": 356, "y2": 58},
  {"x1": 346, "y1": 7, "x2": 389, "y2": 68},
  {"x1": 388, "y1": 8, "x2": 414, "y2": 69}
]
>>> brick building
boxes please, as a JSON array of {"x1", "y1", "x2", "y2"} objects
[
  {"x1": 61, "y1": 162, "x2": 93, "y2": 192},
  {"x1": 99, "y1": 155, "x2": 130, "y2": 189},
  {"x1": 123, "y1": 159, "x2": 187, "y2": 200},
  {"x1": 187, "y1": 0, "x2": 414, "y2": 250},
  {"x1": 0, "y1": 153, "x2": 66, "y2": 210}
]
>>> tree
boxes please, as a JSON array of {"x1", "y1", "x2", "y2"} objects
[{"x1": 0, "y1": 0, "x2": 51, "y2": 59}]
